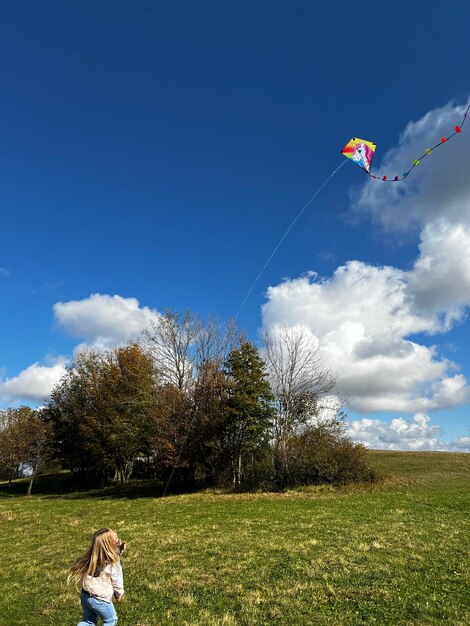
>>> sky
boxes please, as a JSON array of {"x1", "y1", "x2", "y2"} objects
[{"x1": 1, "y1": 1, "x2": 470, "y2": 451}]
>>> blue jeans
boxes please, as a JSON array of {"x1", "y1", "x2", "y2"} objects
[{"x1": 77, "y1": 590, "x2": 118, "y2": 626}]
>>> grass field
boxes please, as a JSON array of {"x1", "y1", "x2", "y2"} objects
[{"x1": 1, "y1": 451, "x2": 469, "y2": 625}]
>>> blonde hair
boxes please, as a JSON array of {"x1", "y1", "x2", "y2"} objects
[{"x1": 68, "y1": 528, "x2": 120, "y2": 584}]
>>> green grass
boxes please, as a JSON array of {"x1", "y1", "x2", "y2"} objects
[{"x1": 1, "y1": 452, "x2": 469, "y2": 625}]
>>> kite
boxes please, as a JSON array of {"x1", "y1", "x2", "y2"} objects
[
  {"x1": 341, "y1": 138, "x2": 377, "y2": 172},
  {"x1": 341, "y1": 103, "x2": 470, "y2": 182}
]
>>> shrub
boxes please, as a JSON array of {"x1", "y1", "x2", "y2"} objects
[{"x1": 280, "y1": 421, "x2": 376, "y2": 487}]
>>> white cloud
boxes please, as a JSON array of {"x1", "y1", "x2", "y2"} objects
[
  {"x1": 0, "y1": 267, "x2": 9, "y2": 276},
  {"x1": 54, "y1": 293, "x2": 159, "y2": 348},
  {"x1": 347, "y1": 413, "x2": 470, "y2": 452},
  {"x1": 451, "y1": 435, "x2": 470, "y2": 450},
  {"x1": 0, "y1": 359, "x2": 67, "y2": 403},
  {"x1": 262, "y1": 264, "x2": 470, "y2": 413},
  {"x1": 353, "y1": 100, "x2": 470, "y2": 233},
  {"x1": 408, "y1": 219, "x2": 470, "y2": 326}
]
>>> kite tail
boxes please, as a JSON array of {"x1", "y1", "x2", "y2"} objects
[
  {"x1": 366, "y1": 102, "x2": 470, "y2": 182},
  {"x1": 235, "y1": 158, "x2": 347, "y2": 319}
]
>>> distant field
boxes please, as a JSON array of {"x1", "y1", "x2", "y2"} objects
[{"x1": 1, "y1": 451, "x2": 469, "y2": 625}]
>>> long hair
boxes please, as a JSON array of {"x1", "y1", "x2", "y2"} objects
[{"x1": 68, "y1": 528, "x2": 120, "y2": 584}]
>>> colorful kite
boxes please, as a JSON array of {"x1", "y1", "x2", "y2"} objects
[
  {"x1": 341, "y1": 137, "x2": 377, "y2": 172},
  {"x1": 341, "y1": 103, "x2": 470, "y2": 182}
]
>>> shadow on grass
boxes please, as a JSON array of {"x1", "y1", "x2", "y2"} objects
[
  {"x1": 0, "y1": 472, "x2": 198, "y2": 500},
  {"x1": 1, "y1": 472, "x2": 387, "y2": 502},
  {"x1": 2, "y1": 452, "x2": 468, "y2": 504}
]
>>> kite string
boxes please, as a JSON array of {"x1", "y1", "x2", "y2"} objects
[
  {"x1": 235, "y1": 158, "x2": 347, "y2": 318},
  {"x1": 162, "y1": 159, "x2": 346, "y2": 497},
  {"x1": 162, "y1": 160, "x2": 347, "y2": 496}
]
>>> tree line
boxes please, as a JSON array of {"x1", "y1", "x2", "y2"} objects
[{"x1": 0, "y1": 311, "x2": 374, "y2": 494}]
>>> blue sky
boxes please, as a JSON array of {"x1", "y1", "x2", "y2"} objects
[{"x1": 1, "y1": 1, "x2": 470, "y2": 450}]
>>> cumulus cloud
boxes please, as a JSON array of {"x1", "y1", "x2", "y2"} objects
[
  {"x1": 0, "y1": 358, "x2": 67, "y2": 403},
  {"x1": 347, "y1": 413, "x2": 470, "y2": 452},
  {"x1": 354, "y1": 100, "x2": 470, "y2": 233},
  {"x1": 408, "y1": 219, "x2": 470, "y2": 325},
  {"x1": 262, "y1": 266, "x2": 470, "y2": 413},
  {"x1": 54, "y1": 293, "x2": 159, "y2": 348},
  {"x1": 451, "y1": 435, "x2": 470, "y2": 450}
]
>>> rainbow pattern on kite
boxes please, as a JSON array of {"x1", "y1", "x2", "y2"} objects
[
  {"x1": 341, "y1": 138, "x2": 376, "y2": 172},
  {"x1": 341, "y1": 103, "x2": 470, "y2": 182}
]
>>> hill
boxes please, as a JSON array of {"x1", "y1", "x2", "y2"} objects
[{"x1": 0, "y1": 451, "x2": 469, "y2": 625}]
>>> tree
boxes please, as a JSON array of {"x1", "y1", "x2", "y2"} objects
[
  {"x1": 144, "y1": 310, "x2": 240, "y2": 391},
  {"x1": 0, "y1": 407, "x2": 31, "y2": 485},
  {"x1": 188, "y1": 358, "x2": 228, "y2": 487},
  {"x1": 0, "y1": 407, "x2": 52, "y2": 494},
  {"x1": 147, "y1": 383, "x2": 192, "y2": 478},
  {"x1": 144, "y1": 310, "x2": 198, "y2": 393},
  {"x1": 47, "y1": 348, "x2": 106, "y2": 483},
  {"x1": 143, "y1": 310, "x2": 241, "y2": 488},
  {"x1": 96, "y1": 343, "x2": 159, "y2": 483},
  {"x1": 47, "y1": 343, "x2": 158, "y2": 485},
  {"x1": 0, "y1": 409, "x2": 19, "y2": 485},
  {"x1": 262, "y1": 325, "x2": 336, "y2": 483},
  {"x1": 223, "y1": 341, "x2": 274, "y2": 488},
  {"x1": 21, "y1": 409, "x2": 52, "y2": 496},
  {"x1": 193, "y1": 316, "x2": 240, "y2": 371}
]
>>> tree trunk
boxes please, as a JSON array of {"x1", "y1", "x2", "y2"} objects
[
  {"x1": 115, "y1": 460, "x2": 134, "y2": 484},
  {"x1": 275, "y1": 438, "x2": 289, "y2": 486},
  {"x1": 26, "y1": 474, "x2": 34, "y2": 496},
  {"x1": 231, "y1": 452, "x2": 242, "y2": 489}
]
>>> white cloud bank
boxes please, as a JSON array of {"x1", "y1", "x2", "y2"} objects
[
  {"x1": 347, "y1": 413, "x2": 470, "y2": 452},
  {"x1": 263, "y1": 100, "x2": 470, "y2": 419}
]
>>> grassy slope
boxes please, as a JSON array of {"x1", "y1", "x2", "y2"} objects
[{"x1": 0, "y1": 452, "x2": 469, "y2": 626}]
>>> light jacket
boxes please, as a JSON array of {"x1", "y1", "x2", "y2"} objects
[{"x1": 82, "y1": 561, "x2": 124, "y2": 603}]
